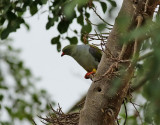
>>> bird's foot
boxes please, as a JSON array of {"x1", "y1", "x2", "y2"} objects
[{"x1": 84, "y1": 69, "x2": 96, "y2": 79}]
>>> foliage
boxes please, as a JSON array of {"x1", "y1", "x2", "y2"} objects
[
  {"x1": 0, "y1": 0, "x2": 116, "y2": 51},
  {"x1": 116, "y1": 7, "x2": 160, "y2": 125},
  {"x1": 0, "y1": 40, "x2": 55, "y2": 125}
]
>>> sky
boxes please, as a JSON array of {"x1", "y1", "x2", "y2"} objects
[
  {"x1": 11, "y1": 10, "x2": 90, "y2": 113},
  {"x1": 10, "y1": 0, "x2": 123, "y2": 114}
]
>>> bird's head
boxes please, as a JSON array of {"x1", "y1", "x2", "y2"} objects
[{"x1": 61, "y1": 45, "x2": 75, "y2": 57}]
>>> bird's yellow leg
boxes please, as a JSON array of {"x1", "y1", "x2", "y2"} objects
[{"x1": 84, "y1": 69, "x2": 97, "y2": 79}]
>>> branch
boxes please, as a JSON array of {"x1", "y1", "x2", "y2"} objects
[
  {"x1": 130, "y1": 51, "x2": 153, "y2": 92},
  {"x1": 79, "y1": 0, "x2": 158, "y2": 125},
  {"x1": 123, "y1": 100, "x2": 128, "y2": 125},
  {"x1": 133, "y1": 15, "x2": 144, "y2": 59},
  {"x1": 138, "y1": 51, "x2": 153, "y2": 61},
  {"x1": 130, "y1": 69, "x2": 150, "y2": 92},
  {"x1": 79, "y1": 0, "x2": 136, "y2": 124},
  {"x1": 86, "y1": 18, "x2": 112, "y2": 30},
  {"x1": 129, "y1": 99, "x2": 143, "y2": 124},
  {"x1": 144, "y1": 0, "x2": 149, "y2": 13},
  {"x1": 91, "y1": 6, "x2": 113, "y2": 27}
]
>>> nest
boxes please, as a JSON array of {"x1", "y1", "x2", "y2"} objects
[{"x1": 38, "y1": 105, "x2": 80, "y2": 125}]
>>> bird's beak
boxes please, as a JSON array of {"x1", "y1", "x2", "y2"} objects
[{"x1": 61, "y1": 52, "x2": 65, "y2": 57}]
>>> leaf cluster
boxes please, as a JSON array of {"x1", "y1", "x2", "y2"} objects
[
  {"x1": 0, "y1": 0, "x2": 48, "y2": 39},
  {"x1": 116, "y1": 10, "x2": 160, "y2": 125},
  {"x1": 0, "y1": 40, "x2": 55, "y2": 125},
  {"x1": 0, "y1": 0, "x2": 116, "y2": 52}
]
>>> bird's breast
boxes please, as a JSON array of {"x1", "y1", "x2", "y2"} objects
[{"x1": 73, "y1": 49, "x2": 99, "y2": 72}]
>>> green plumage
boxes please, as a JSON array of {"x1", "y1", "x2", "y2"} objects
[{"x1": 62, "y1": 44, "x2": 102, "y2": 72}]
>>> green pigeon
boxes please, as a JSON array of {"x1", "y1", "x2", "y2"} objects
[{"x1": 61, "y1": 44, "x2": 102, "y2": 79}]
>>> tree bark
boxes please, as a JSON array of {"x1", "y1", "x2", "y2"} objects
[{"x1": 79, "y1": 0, "x2": 158, "y2": 125}]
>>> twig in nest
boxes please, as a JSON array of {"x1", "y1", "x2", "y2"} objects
[{"x1": 38, "y1": 104, "x2": 80, "y2": 125}]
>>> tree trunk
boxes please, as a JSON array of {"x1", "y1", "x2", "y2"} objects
[{"x1": 79, "y1": 0, "x2": 157, "y2": 125}]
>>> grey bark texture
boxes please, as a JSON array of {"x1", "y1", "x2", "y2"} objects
[{"x1": 79, "y1": 0, "x2": 158, "y2": 125}]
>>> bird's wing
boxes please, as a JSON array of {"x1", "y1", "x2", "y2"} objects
[{"x1": 89, "y1": 45, "x2": 102, "y2": 62}]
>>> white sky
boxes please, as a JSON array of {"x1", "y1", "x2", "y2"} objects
[
  {"x1": 11, "y1": 12, "x2": 90, "y2": 113},
  {"x1": 10, "y1": 0, "x2": 123, "y2": 114}
]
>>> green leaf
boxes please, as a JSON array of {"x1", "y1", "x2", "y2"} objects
[
  {"x1": 81, "y1": 24, "x2": 92, "y2": 33},
  {"x1": 100, "y1": 2, "x2": 107, "y2": 13},
  {"x1": 0, "y1": 17, "x2": 5, "y2": 25},
  {"x1": 2, "y1": 4, "x2": 11, "y2": 15},
  {"x1": 30, "y1": 2, "x2": 38, "y2": 15},
  {"x1": 77, "y1": 4, "x2": 83, "y2": 13},
  {"x1": 57, "y1": 20, "x2": 70, "y2": 34},
  {"x1": 7, "y1": 11, "x2": 16, "y2": 20},
  {"x1": 85, "y1": 12, "x2": 90, "y2": 18},
  {"x1": 51, "y1": 35, "x2": 60, "y2": 44},
  {"x1": 77, "y1": 13, "x2": 84, "y2": 25},
  {"x1": 0, "y1": 94, "x2": 4, "y2": 101},
  {"x1": 18, "y1": 61, "x2": 23, "y2": 68},
  {"x1": 66, "y1": 37, "x2": 78, "y2": 44},
  {"x1": 1, "y1": 17, "x2": 24, "y2": 39},
  {"x1": 32, "y1": 93, "x2": 41, "y2": 104},
  {"x1": 144, "y1": 103, "x2": 154, "y2": 124},
  {"x1": 1, "y1": 29, "x2": 10, "y2": 39},
  {"x1": 46, "y1": 17, "x2": 56, "y2": 30},
  {"x1": 41, "y1": 0, "x2": 47, "y2": 4},
  {"x1": 40, "y1": 89, "x2": 47, "y2": 94},
  {"x1": 73, "y1": 30, "x2": 78, "y2": 34},
  {"x1": 97, "y1": 23, "x2": 106, "y2": 31},
  {"x1": 51, "y1": 35, "x2": 62, "y2": 52},
  {"x1": 5, "y1": 106, "x2": 12, "y2": 115},
  {"x1": 15, "y1": 7, "x2": 24, "y2": 13},
  {"x1": 107, "y1": 0, "x2": 117, "y2": 7},
  {"x1": 24, "y1": 23, "x2": 30, "y2": 30},
  {"x1": 57, "y1": 42, "x2": 61, "y2": 52},
  {"x1": 0, "y1": 85, "x2": 8, "y2": 90},
  {"x1": 9, "y1": 18, "x2": 24, "y2": 31},
  {"x1": 25, "y1": 69, "x2": 31, "y2": 76},
  {"x1": 63, "y1": 1, "x2": 76, "y2": 19}
]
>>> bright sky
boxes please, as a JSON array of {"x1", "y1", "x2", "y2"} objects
[
  {"x1": 11, "y1": 12, "x2": 90, "y2": 113},
  {"x1": 11, "y1": 0, "x2": 123, "y2": 115}
]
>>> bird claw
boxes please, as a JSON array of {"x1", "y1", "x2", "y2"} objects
[
  {"x1": 84, "y1": 71, "x2": 95, "y2": 79},
  {"x1": 85, "y1": 72, "x2": 93, "y2": 79}
]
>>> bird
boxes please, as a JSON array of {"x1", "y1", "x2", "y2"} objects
[{"x1": 61, "y1": 44, "x2": 102, "y2": 79}]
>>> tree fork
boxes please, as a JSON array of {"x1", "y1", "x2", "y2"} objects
[{"x1": 79, "y1": 0, "x2": 158, "y2": 125}]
